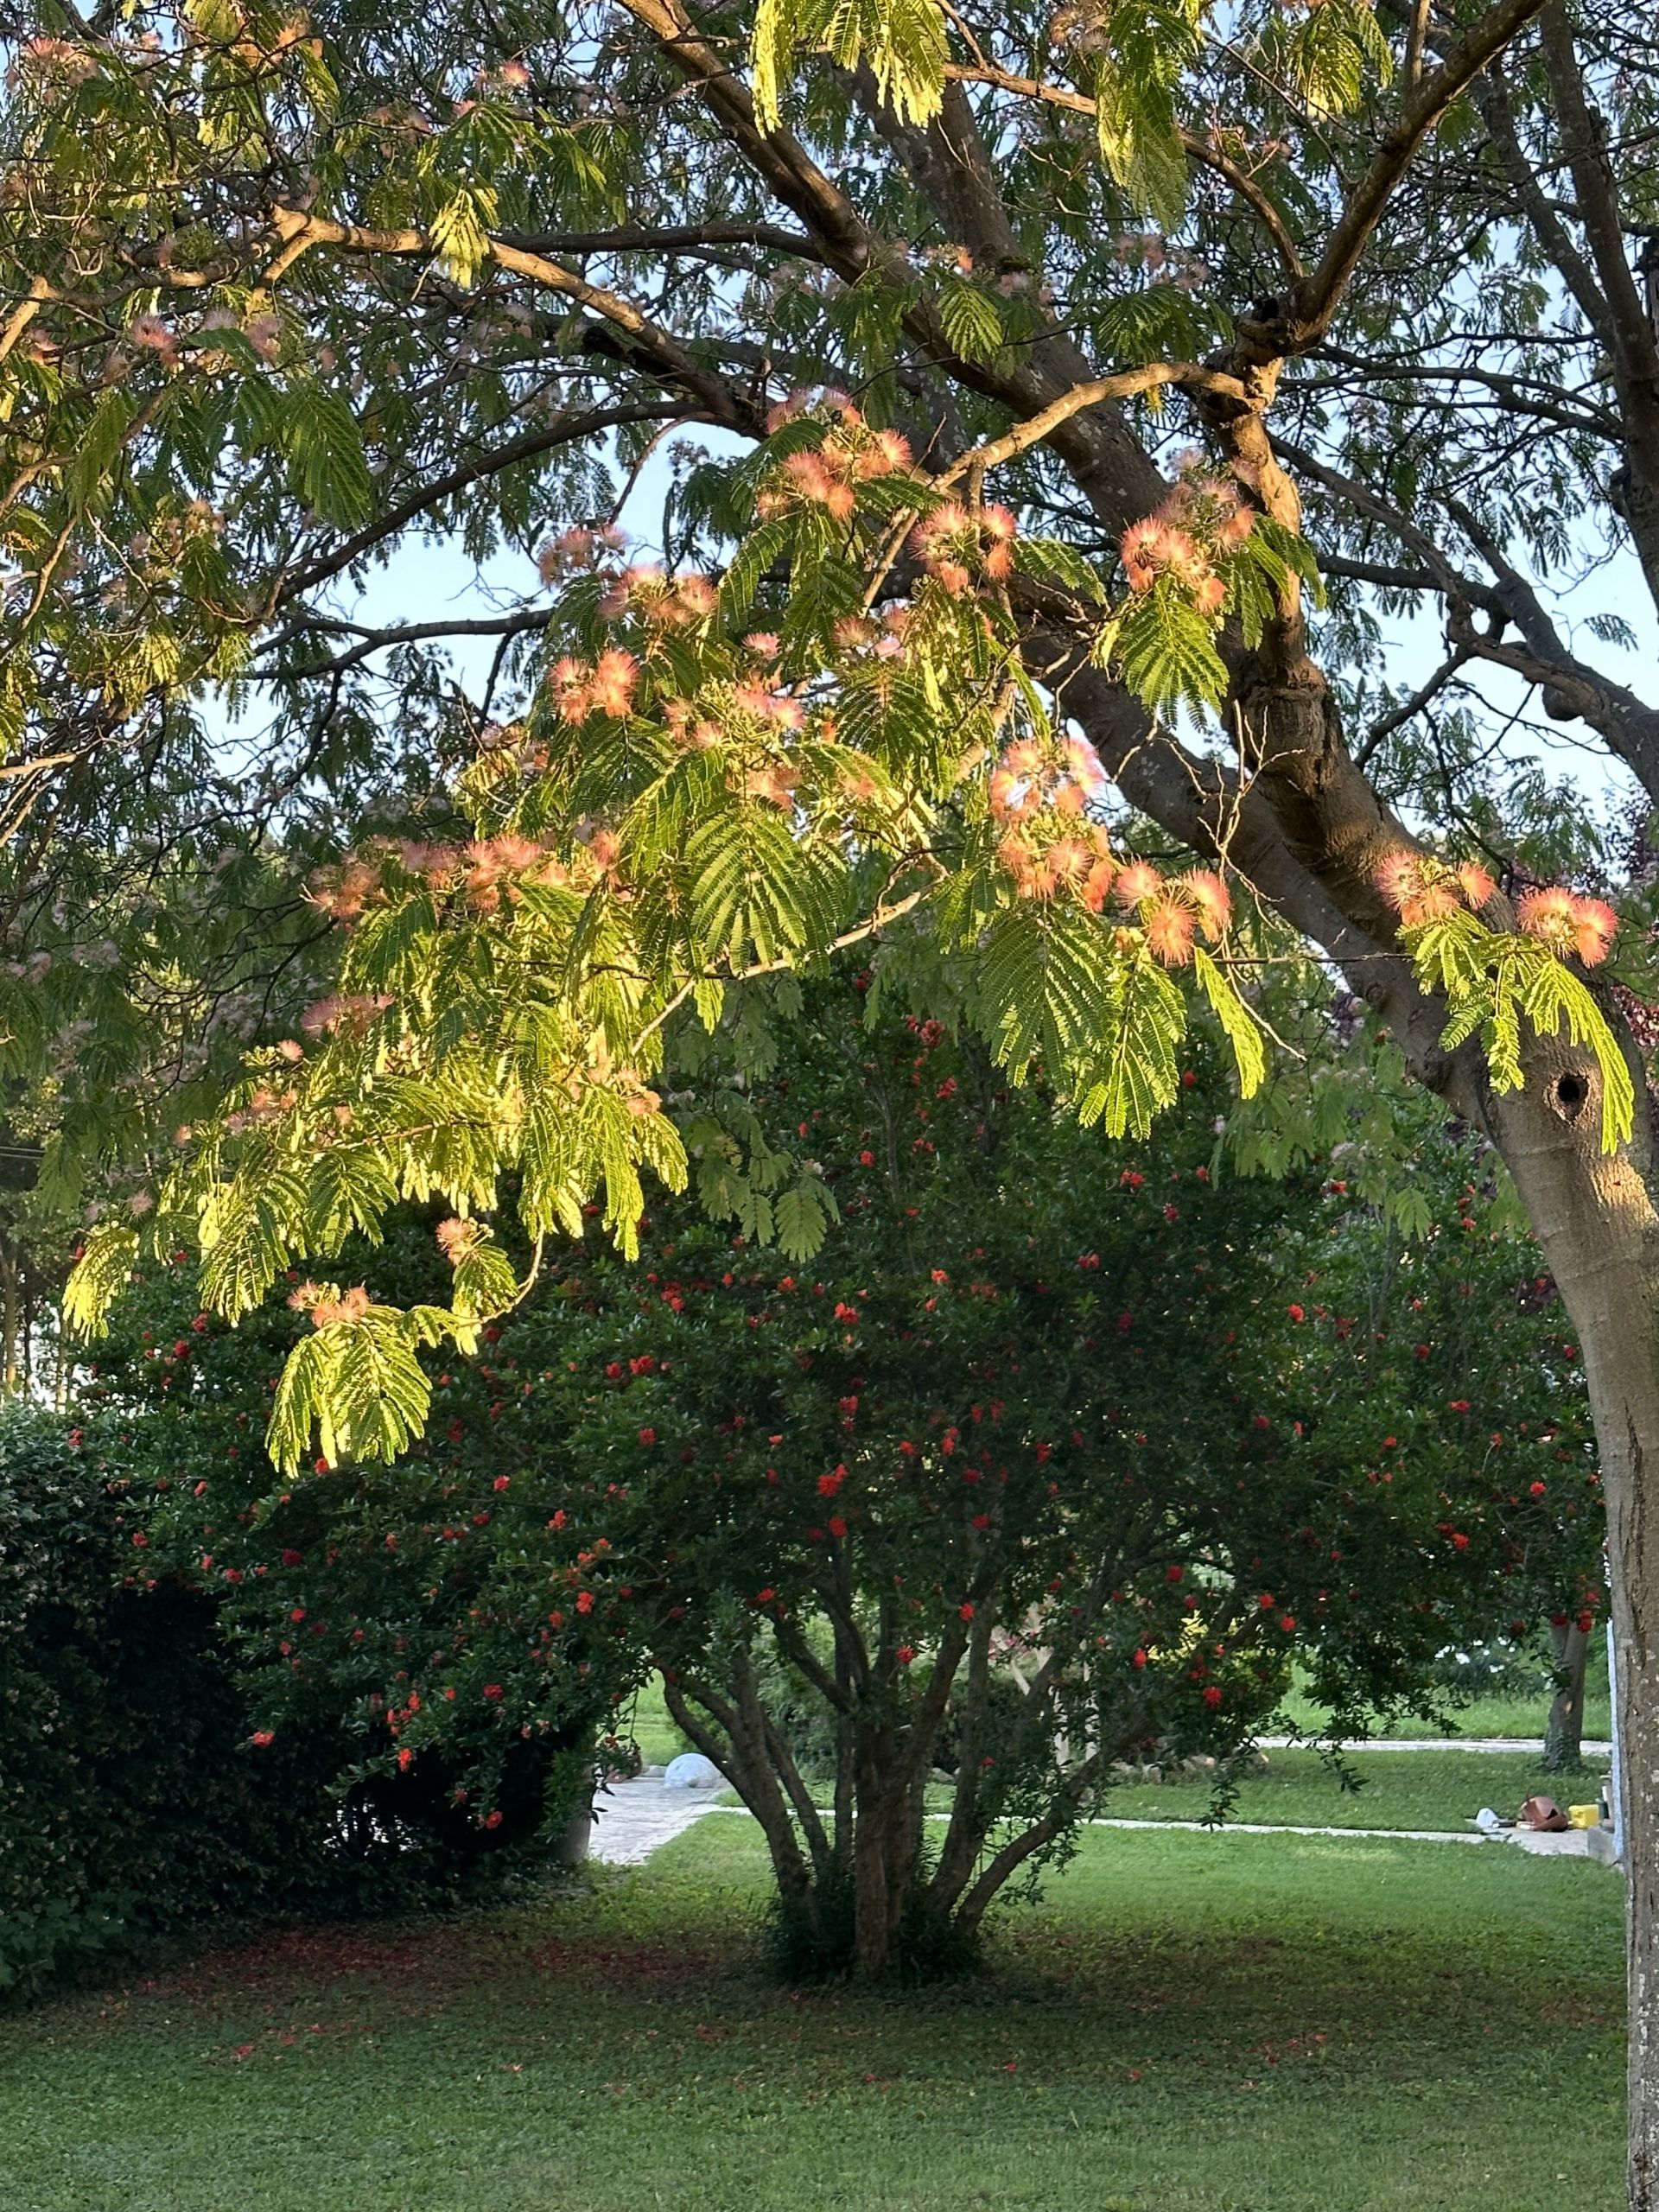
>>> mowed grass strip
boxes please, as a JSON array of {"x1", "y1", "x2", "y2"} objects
[
  {"x1": 0, "y1": 1818, "x2": 1622, "y2": 2212},
  {"x1": 1096, "y1": 1746, "x2": 1607, "y2": 1832}
]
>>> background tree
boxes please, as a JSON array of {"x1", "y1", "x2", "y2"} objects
[{"x1": 88, "y1": 979, "x2": 1603, "y2": 1975}]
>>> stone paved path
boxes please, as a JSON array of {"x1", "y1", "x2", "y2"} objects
[{"x1": 587, "y1": 1776, "x2": 725, "y2": 1866}]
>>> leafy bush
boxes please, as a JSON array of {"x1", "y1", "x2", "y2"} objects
[{"x1": 0, "y1": 1406, "x2": 579, "y2": 2004}]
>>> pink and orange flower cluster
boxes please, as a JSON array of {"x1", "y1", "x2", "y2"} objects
[
  {"x1": 755, "y1": 391, "x2": 915, "y2": 524},
  {"x1": 1119, "y1": 470, "x2": 1254, "y2": 616},
  {"x1": 909, "y1": 501, "x2": 1018, "y2": 595},
  {"x1": 549, "y1": 646, "x2": 640, "y2": 723},
  {"x1": 1114, "y1": 861, "x2": 1233, "y2": 967},
  {"x1": 1376, "y1": 849, "x2": 1618, "y2": 967},
  {"x1": 987, "y1": 732, "x2": 1229, "y2": 957}
]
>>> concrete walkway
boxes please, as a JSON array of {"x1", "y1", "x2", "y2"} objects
[
  {"x1": 1260, "y1": 1735, "x2": 1612, "y2": 1757},
  {"x1": 588, "y1": 1776, "x2": 725, "y2": 1866},
  {"x1": 695, "y1": 1805, "x2": 1483, "y2": 1846}
]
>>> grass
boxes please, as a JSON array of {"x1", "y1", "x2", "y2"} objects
[
  {"x1": 1274, "y1": 1647, "x2": 1613, "y2": 1744},
  {"x1": 0, "y1": 1815, "x2": 1624, "y2": 2212},
  {"x1": 626, "y1": 1675, "x2": 696, "y2": 1767},
  {"x1": 1094, "y1": 1746, "x2": 1611, "y2": 1832},
  {"x1": 625, "y1": 1654, "x2": 1616, "y2": 1777}
]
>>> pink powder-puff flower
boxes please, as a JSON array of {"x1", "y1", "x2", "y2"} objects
[
  {"x1": 1114, "y1": 860, "x2": 1162, "y2": 908},
  {"x1": 588, "y1": 648, "x2": 639, "y2": 717},
  {"x1": 1145, "y1": 895, "x2": 1198, "y2": 967},
  {"x1": 1182, "y1": 868, "x2": 1231, "y2": 938}
]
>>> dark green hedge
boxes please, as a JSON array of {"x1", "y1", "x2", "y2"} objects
[{"x1": 0, "y1": 1408, "x2": 573, "y2": 2003}]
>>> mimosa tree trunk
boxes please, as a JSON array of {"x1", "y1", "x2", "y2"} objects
[{"x1": 1483, "y1": 1040, "x2": 1659, "y2": 2206}]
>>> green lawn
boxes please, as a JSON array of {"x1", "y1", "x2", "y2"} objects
[
  {"x1": 1274, "y1": 1648, "x2": 1612, "y2": 1744},
  {"x1": 0, "y1": 1817, "x2": 1623, "y2": 2212},
  {"x1": 1095, "y1": 1746, "x2": 1611, "y2": 1832},
  {"x1": 628, "y1": 1661, "x2": 1614, "y2": 1776}
]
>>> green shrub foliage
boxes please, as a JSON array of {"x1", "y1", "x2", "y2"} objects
[
  {"x1": 81, "y1": 978, "x2": 1602, "y2": 1974},
  {"x1": 0, "y1": 1407, "x2": 586, "y2": 2003}
]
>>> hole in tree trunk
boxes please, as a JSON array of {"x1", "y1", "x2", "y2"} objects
[{"x1": 1549, "y1": 1070, "x2": 1590, "y2": 1122}]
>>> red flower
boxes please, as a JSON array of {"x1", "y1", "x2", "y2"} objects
[
  {"x1": 958, "y1": 1601, "x2": 975, "y2": 1620},
  {"x1": 1132, "y1": 1648, "x2": 1147, "y2": 1669},
  {"x1": 859, "y1": 1149, "x2": 875, "y2": 1166},
  {"x1": 896, "y1": 1645, "x2": 916, "y2": 1663},
  {"x1": 1279, "y1": 1615, "x2": 1295, "y2": 1633},
  {"x1": 1530, "y1": 1480, "x2": 1548, "y2": 1497},
  {"x1": 493, "y1": 1475, "x2": 511, "y2": 1491},
  {"x1": 281, "y1": 1548, "x2": 304, "y2": 1567},
  {"x1": 1287, "y1": 1304, "x2": 1305, "y2": 1323},
  {"x1": 484, "y1": 1810, "x2": 504, "y2": 1830},
  {"x1": 817, "y1": 1469, "x2": 845, "y2": 1497},
  {"x1": 1202, "y1": 1686, "x2": 1224, "y2": 1708},
  {"x1": 1166, "y1": 1565, "x2": 1183, "y2": 1583},
  {"x1": 638, "y1": 1427, "x2": 657, "y2": 1446},
  {"x1": 251, "y1": 1730, "x2": 275, "y2": 1747},
  {"x1": 576, "y1": 1589, "x2": 595, "y2": 1613},
  {"x1": 828, "y1": 1516, "x2": 848, "y2": 1538},
  {"x1": 483, "y1": 1683, "x2": 505, "y2": 1701}
]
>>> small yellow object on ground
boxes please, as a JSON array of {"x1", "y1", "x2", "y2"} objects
[{"x1": 1567, "y1": 1804, "x2": 1602, "y2": 1829}]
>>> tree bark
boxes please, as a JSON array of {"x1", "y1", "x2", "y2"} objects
[
  {"x1": 1476, "y1": 1041, "x2": 1659, "y2": 2206},
  {"x1": 1543, "y1": 1618, "x2": 1591, "y2": 1772}
]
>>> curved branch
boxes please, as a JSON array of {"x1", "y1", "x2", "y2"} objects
[
  {"x1": 280, "y1": 403, "x2": 689, "y2": 605},
  {"x1": 939, "y1": 60, "x2": 1306, "y2": 282},
  {"x1": 1287, "y1": 0, "x2": 1552, "y2": 346}
]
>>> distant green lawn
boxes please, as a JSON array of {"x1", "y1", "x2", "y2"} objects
[
  {"x1": 629, "y1": 1659, "x2": 1613, "y2": 1777},
  {"x1": 1094, "y1": 1745, "x2": 1610, "y2": 1833},
  {"x1": 1274, "y1": 1647, "x2": 1612, "y2": 1744},
  {"x1": 0, "y1": 1816, "x2": 1622, "y2": 2212}
]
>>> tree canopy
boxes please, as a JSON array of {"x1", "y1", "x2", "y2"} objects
[
  {"x1": 86, "y1": 980, "x2": 1603, "y2": 1973},
  {"x1": 9, "y1": 0, "x2": 1659, "y2": 2183}
]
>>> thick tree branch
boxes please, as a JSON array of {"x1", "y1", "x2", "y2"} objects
[
  {"x1": 265, "y1": 206, "x2": 762, "y2": 433},
  {"x1": 938, "y1": 60, "x2": 1306, "y2": 282},
  {"x1": 1284, "y1": 0, "x2": 1552, "y2": 348},
  {"x1": 497, "y1": 221, "x2": 823, "y2": 262}
]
